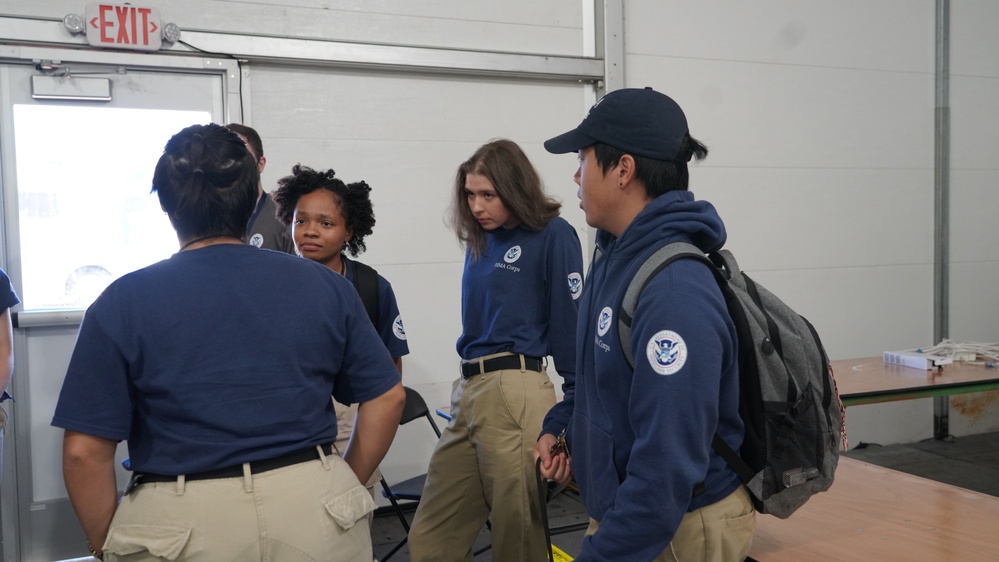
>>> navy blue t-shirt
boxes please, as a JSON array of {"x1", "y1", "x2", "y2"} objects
[{"x1": 51, "y1": 244, "x2": 399, "y2": 475}]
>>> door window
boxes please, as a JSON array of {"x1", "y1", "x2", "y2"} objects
[{"x1": 13, "y1": 104, "x2": 210, "y2": 310}]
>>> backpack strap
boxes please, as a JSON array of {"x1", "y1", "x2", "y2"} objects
[
  {"x1": 619, "y1": 242, "x2": 723, "y2": 368},
  {"x1": 712, "y1": 434, "x2": 755, "y2": 484},
  {"x1": 618, "y1": 243, "x2": 756, "y2": 484},
  {"x1": 351, "y1": 260, "x2": 380, "y2": 327}
]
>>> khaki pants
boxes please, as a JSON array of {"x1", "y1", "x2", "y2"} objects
[
  {"x1": 104, "y1": 447, "x2": 376, "y2": 561},
  {"x1": 586, "y1": 486, "x2": 756, "y2": 562},
  {"x1": 408, "y1": 356, "x2": 556, "y2": 562}
]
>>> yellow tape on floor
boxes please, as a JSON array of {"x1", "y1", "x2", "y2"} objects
[{"x1": 552, "y1": 544, "x2": 574, "y2": 561}]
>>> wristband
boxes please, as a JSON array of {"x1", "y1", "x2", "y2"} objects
[{"x1": 88, "y1": 542, "x2": 104, "y2": 560}]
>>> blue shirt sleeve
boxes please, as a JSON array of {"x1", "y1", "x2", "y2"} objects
[
  {"x1": 333, "y1": 288, "x2": 402, "y2": 405},
  {"x1": 52, "y1": 306, "x2": 134, "y2": 441},
  {"x1": 540, "y1": 221, "x2": 583, "y2": 437},
  {"x1": 0, "y1": 269, "x2": 19, "y2": 311},
  {"x1": 375, "y1": 275, "x2": 409, "y2": 360}
]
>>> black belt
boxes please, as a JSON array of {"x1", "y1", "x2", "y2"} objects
[
  {"x1": 137, "y1": 443, "x2": 335, "y2": 484},
  {"x1": 461, "y1": 354, "x2": 544, "y2": 379}
]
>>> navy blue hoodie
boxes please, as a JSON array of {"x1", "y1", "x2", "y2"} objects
[{"x1": 543, "y1": 190, "x2": 744, "y2": 561}]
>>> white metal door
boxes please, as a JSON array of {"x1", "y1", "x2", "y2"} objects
[{"x1": 0, "y1": 51, "x2": 231, "y2": 562}]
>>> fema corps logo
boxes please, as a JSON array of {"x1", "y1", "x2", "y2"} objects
[
  {"x1": 647, "y1": 330, "x2": 687, "y2": 375},
  {"x1": 567, "y1": 273, "x2": 582, "y2": 300},
  {"x1": 504, "y1": 245, "x2": 522, "y2": 263},
  {"x1": 249, "y1": 233, "x2": 264, "y2": 247},
  {"x1": 596, "y1": 306, "x2": 613, "y2": 337},
  {"x1": 393, "y1": 315, "x2": 407, "y2": 340}
]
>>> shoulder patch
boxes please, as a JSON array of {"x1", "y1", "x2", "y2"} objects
[
  {"x1": 392, "y1": 315, "x2": 407, "y2": 340},
  {"x1": 568, "y1": 272, "x2": 582, "y2": 300},
  {"x1": 646, "y1": 330, "x2": 687, "y2": 375},
  {"x1": 249, "y1": 233, "x2": 264, "y2": 248}
]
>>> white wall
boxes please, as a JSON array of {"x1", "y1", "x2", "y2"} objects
[
  {"x1": 0, "y1": 0, "x2": 584, "y2": 56},
  {"x1": 945, "y1": 0, "x2": 999, "y2": 435},
  {"x1": 2, "y1": 0, "x2": 998, "y2": 529},
  {"x1": 623, "y1": 0, "x2": 999, "y2": 445}
]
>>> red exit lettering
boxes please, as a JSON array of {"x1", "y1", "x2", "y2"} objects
[{"x1": 85, "y1": 3, "x2": 162, "y2": 52}]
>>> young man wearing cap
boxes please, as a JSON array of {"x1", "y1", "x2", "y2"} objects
[{"x1": 534, "y1": 88, "x2": 755, "y2": 561}]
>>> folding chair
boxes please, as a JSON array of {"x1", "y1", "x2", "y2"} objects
[{"x1": 378, "y1": 386, "x2": 442, "y2": 561}]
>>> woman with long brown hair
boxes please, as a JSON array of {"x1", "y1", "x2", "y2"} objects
[{"x1": 409, "y1": 139, "x2": 583, "y2": 561}]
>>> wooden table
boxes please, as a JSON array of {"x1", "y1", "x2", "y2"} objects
[
  {"x1": 832, "y1": 356, "x2": 999, "y2": 407},
  {"x1": 749, "y1": 457, "x2": 999, "y2": 561}
]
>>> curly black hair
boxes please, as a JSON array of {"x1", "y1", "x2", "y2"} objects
[{"x1": 272, "y1": 164, "x2": 375, "y2": 257}]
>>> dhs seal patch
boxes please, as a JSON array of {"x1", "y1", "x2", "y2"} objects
[
  {"x1": 646, "y1": 330, "x2": 687, "y2": 376},
  {"x1": 393, "y1": 315, "x2": 407, "y2": 340},
  {"x1": 567, "y1": 272, "x2": 582, "y2": 300},
  {"x1": 597, "y1": 306, "x2": 613, "y2": 337},
  {"x1": 504, "y1": 245, "x2": 522, "y2": 263},
  {"x1": 249, "y1": 233, "x2": 264, "y2": 247}
]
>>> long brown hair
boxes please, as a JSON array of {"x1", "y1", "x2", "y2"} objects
[{"x1": 447, "y1": 139, "x2": 561, "y2": 257}]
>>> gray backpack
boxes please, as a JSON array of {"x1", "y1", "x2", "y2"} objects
[{"x1": 619, "y1": 242, "x2": 844, "y2": 518}]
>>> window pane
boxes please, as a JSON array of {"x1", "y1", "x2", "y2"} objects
[{"x1": 13, "y1": 105, "x2": 211, "y2": 310}]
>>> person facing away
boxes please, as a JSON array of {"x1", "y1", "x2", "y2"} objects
[
  {"x1": 0, "y1": 268, "x2": 18, "y2": 482},
  {"x1": 272, "y1": 164, "x2": 409, "y2": 495},
  {"x1": 535, "y1": 88, "x2": 755, "y2": 562},
  {"x1": 407, "y1": 139, "x2": 583, "y2": 562},
  {"x1": 51, "y1": 123, "x2": 405, "y2": 561},
  {"x1": 225, "y1": 123, "x2": 296, "y2": 254}
]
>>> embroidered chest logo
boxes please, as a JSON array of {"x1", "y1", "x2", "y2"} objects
[
  {"x1": 393, "y1": 315, "x2": 407, "y2": 340},
  {"x1": 504, "y1": 245, "x2": 522, "y2": 263},
  {"x1": 249, "y1": 233, "x2": 264, "y2": 247},
  {"x1": 647, "y1": 330, "x2": 687, "y2": 376},
  {"x1": 597, "y1": 306, "x2": 613, "y2": 337},
  {"x1": 568, "y1": 273, "x2": 582, "y2": 300}
]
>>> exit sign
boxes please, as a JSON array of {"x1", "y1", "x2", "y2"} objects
[{"x1": 85, "y1": 3, "x2": 162, "y2": 51}]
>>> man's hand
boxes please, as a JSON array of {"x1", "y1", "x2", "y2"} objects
[{"x1": 533, "y1": 432, "x2": 572, "y2": 485}]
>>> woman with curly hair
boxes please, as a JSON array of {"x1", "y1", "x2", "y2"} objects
[
  {"x1": 273, "y1": 165, "x2": 409, "y2": 495},
  {"x1": 408, "y1": 139, "x2": 583, "y2": 561}
]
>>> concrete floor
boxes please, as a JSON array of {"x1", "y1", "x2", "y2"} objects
[
  {"x1": 842, "y1": 429, "x2": 999, "y2": 497},
  {"x1": 371, "y1": 430, "x2": 999, "y2": 561}
]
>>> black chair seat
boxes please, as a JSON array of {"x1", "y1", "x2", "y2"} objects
[{"x1": 382, "y1": 473, "x2": 427, "y2": 503}]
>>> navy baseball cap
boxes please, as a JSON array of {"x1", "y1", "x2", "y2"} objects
[{"x1": 544, "y1": 87, "x2": 691, "y2": 162}]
